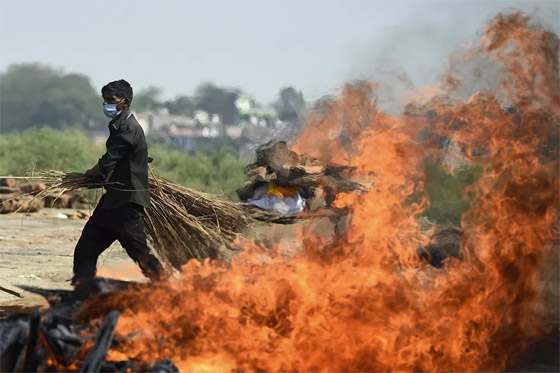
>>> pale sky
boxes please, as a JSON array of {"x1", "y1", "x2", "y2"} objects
[{"x1": 1, "y1": 0, "x2": 558, "y2": 104}]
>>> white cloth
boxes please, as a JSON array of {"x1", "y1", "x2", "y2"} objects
[{"x1": 246, "y1": 185, "x2": 306, "y2": 214}]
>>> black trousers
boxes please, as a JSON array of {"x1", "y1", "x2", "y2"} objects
[{"x1": 72, "y1": 203, "x2": 162, "y2": 284}]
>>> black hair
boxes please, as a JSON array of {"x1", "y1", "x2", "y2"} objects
[{"x1": 101, "y1": 79, "x2": 133, "y2": 105}]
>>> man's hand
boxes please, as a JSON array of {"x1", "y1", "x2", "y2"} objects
[{"x1": 85, "y1": 164, "x2": 102, "y2": 177}]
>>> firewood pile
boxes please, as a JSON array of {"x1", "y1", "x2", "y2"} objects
[
  {"x1": 0, "y1": 178, "x2": 92, "y2": 214},
  {"x1": 0, "y1": 277, "x2": 179, "y2": 372},
  {"x1": 236, "y1": 141, "x2": 369, "y2": 207}
]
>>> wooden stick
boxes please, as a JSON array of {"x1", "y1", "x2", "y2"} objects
[
  {"x1": 80, "y1": 311, "x2": 120, "y2": 373},
  {"x1": 0, "y1": 285, "x2": 22, "y2": 298}
]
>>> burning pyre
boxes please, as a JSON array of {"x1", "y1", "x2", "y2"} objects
[{"x1": 2, "y1": 11, "x2": 559, "y2": 372}]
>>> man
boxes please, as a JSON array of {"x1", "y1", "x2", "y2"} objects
[{"x1": 72, "y1": 79, "x2": 163, "y2": 284}]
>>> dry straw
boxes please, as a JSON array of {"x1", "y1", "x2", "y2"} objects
[{"x1": 20, "y1": 170, "x2": 298, "y2": 270}]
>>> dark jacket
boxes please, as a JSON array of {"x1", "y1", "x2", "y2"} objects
[{"x1": 97, "y1": 109, "x2": 150, "y2": 209}]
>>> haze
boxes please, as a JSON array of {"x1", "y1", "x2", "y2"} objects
[{"x1": 1, "y1": 0, "x2": 558, "y2": 103}]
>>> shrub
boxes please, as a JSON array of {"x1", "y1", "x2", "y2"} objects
[{"x1": 0, "y1": 127, "x2": 103, "y2": 175}]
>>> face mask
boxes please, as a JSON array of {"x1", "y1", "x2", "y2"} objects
[{"x1": 103, "y1": 99, "x2": 125, "y2": 118}]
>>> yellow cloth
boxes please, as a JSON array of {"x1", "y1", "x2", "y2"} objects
[{"x1": 267, "y1": 183, "x2": 300, "y2": 198}]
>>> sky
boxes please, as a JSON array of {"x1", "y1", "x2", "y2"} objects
[{"x1": 1, "y1": 0, "x2": 559, "y2": 104}]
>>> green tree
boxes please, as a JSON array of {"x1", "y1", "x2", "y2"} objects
[
  {"x1": 164, "y1": 95, "x2": 195, "y2": 116},
  {"x1": 132, "y1": 86, "x2": 163, "y2": 112},
  {"x1": 0, "y1": 63, "x2": 104, "y2": 132},
  {"x1": 194, "y1": 82, "x2": 240, "y2": 119},
  {"x1": 273, "y1": 86, "x2": 306, "y2": 122}
]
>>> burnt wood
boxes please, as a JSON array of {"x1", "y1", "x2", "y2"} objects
[
  {"x1": 0, "y1": 318, "x2": 28, "y2": 372},
  {"x1": 22, "y1": 308, "x2": 46, "y2": 372},
  {"x1": 41, "y1": 307, "x2": 85, "y2": 366},
  {"x1": 418, "y1": 228, "x2": 463, "y2": 268},
  {"x1": 80, "y1": 311, "x2": 120, "y2": 373},
  {"x1": 2, "y1": 280, "x2": 180, "y2": 372},
  {"x1": 148, "y1": 359, "x2": 180, "y2": 373}
]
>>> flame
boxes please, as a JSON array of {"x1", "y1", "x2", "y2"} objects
[{"x1": 82, "y1": 12, "x2": 558, "y2": 372}]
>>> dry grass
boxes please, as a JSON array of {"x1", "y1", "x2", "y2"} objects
[{"x1": 145, "y1": 176, "x2": 248, "y2": 269}]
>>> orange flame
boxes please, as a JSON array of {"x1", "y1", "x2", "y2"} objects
[{"x1": 82, "y1": 12, "x2": 558, "y2": 372}]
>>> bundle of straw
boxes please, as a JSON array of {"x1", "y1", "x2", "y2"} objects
[
  {"x1": 24, "y1": 170, "x2": 297, "y2": 270},
  {"x1": 145, "y1": 177, "x2": 249, "y2": 268}
]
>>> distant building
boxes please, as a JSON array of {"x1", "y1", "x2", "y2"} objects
[
  {"x1": 136, "y1": 109, "x2": 196, "y2": 135},
  {"x1": 235, "y1": 93, "x2": 277, "y2": 128},
  {"x1": 128, "y1": 94, "x2": 294, "y2": 152}
]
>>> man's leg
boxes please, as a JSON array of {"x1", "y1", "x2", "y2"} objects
[
  {"x1": 72, "y1": 208, "x2": 116, "y2": 284},
  {"x1": 116, "y1": 203, "x2": 163, "y2": 281}
]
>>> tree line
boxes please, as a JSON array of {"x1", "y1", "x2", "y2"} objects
[{"x1": 0, "y1": 63, "x2": 306, "y2": 133}]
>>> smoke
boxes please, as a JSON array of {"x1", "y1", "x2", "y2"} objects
[{"x1": 336, "y1": 2, "x2": 559, "y2": 113}]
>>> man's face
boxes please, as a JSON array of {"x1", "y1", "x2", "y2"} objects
[{"x1": 103, "y1": 94, "x2": 127, "y2": 111}]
